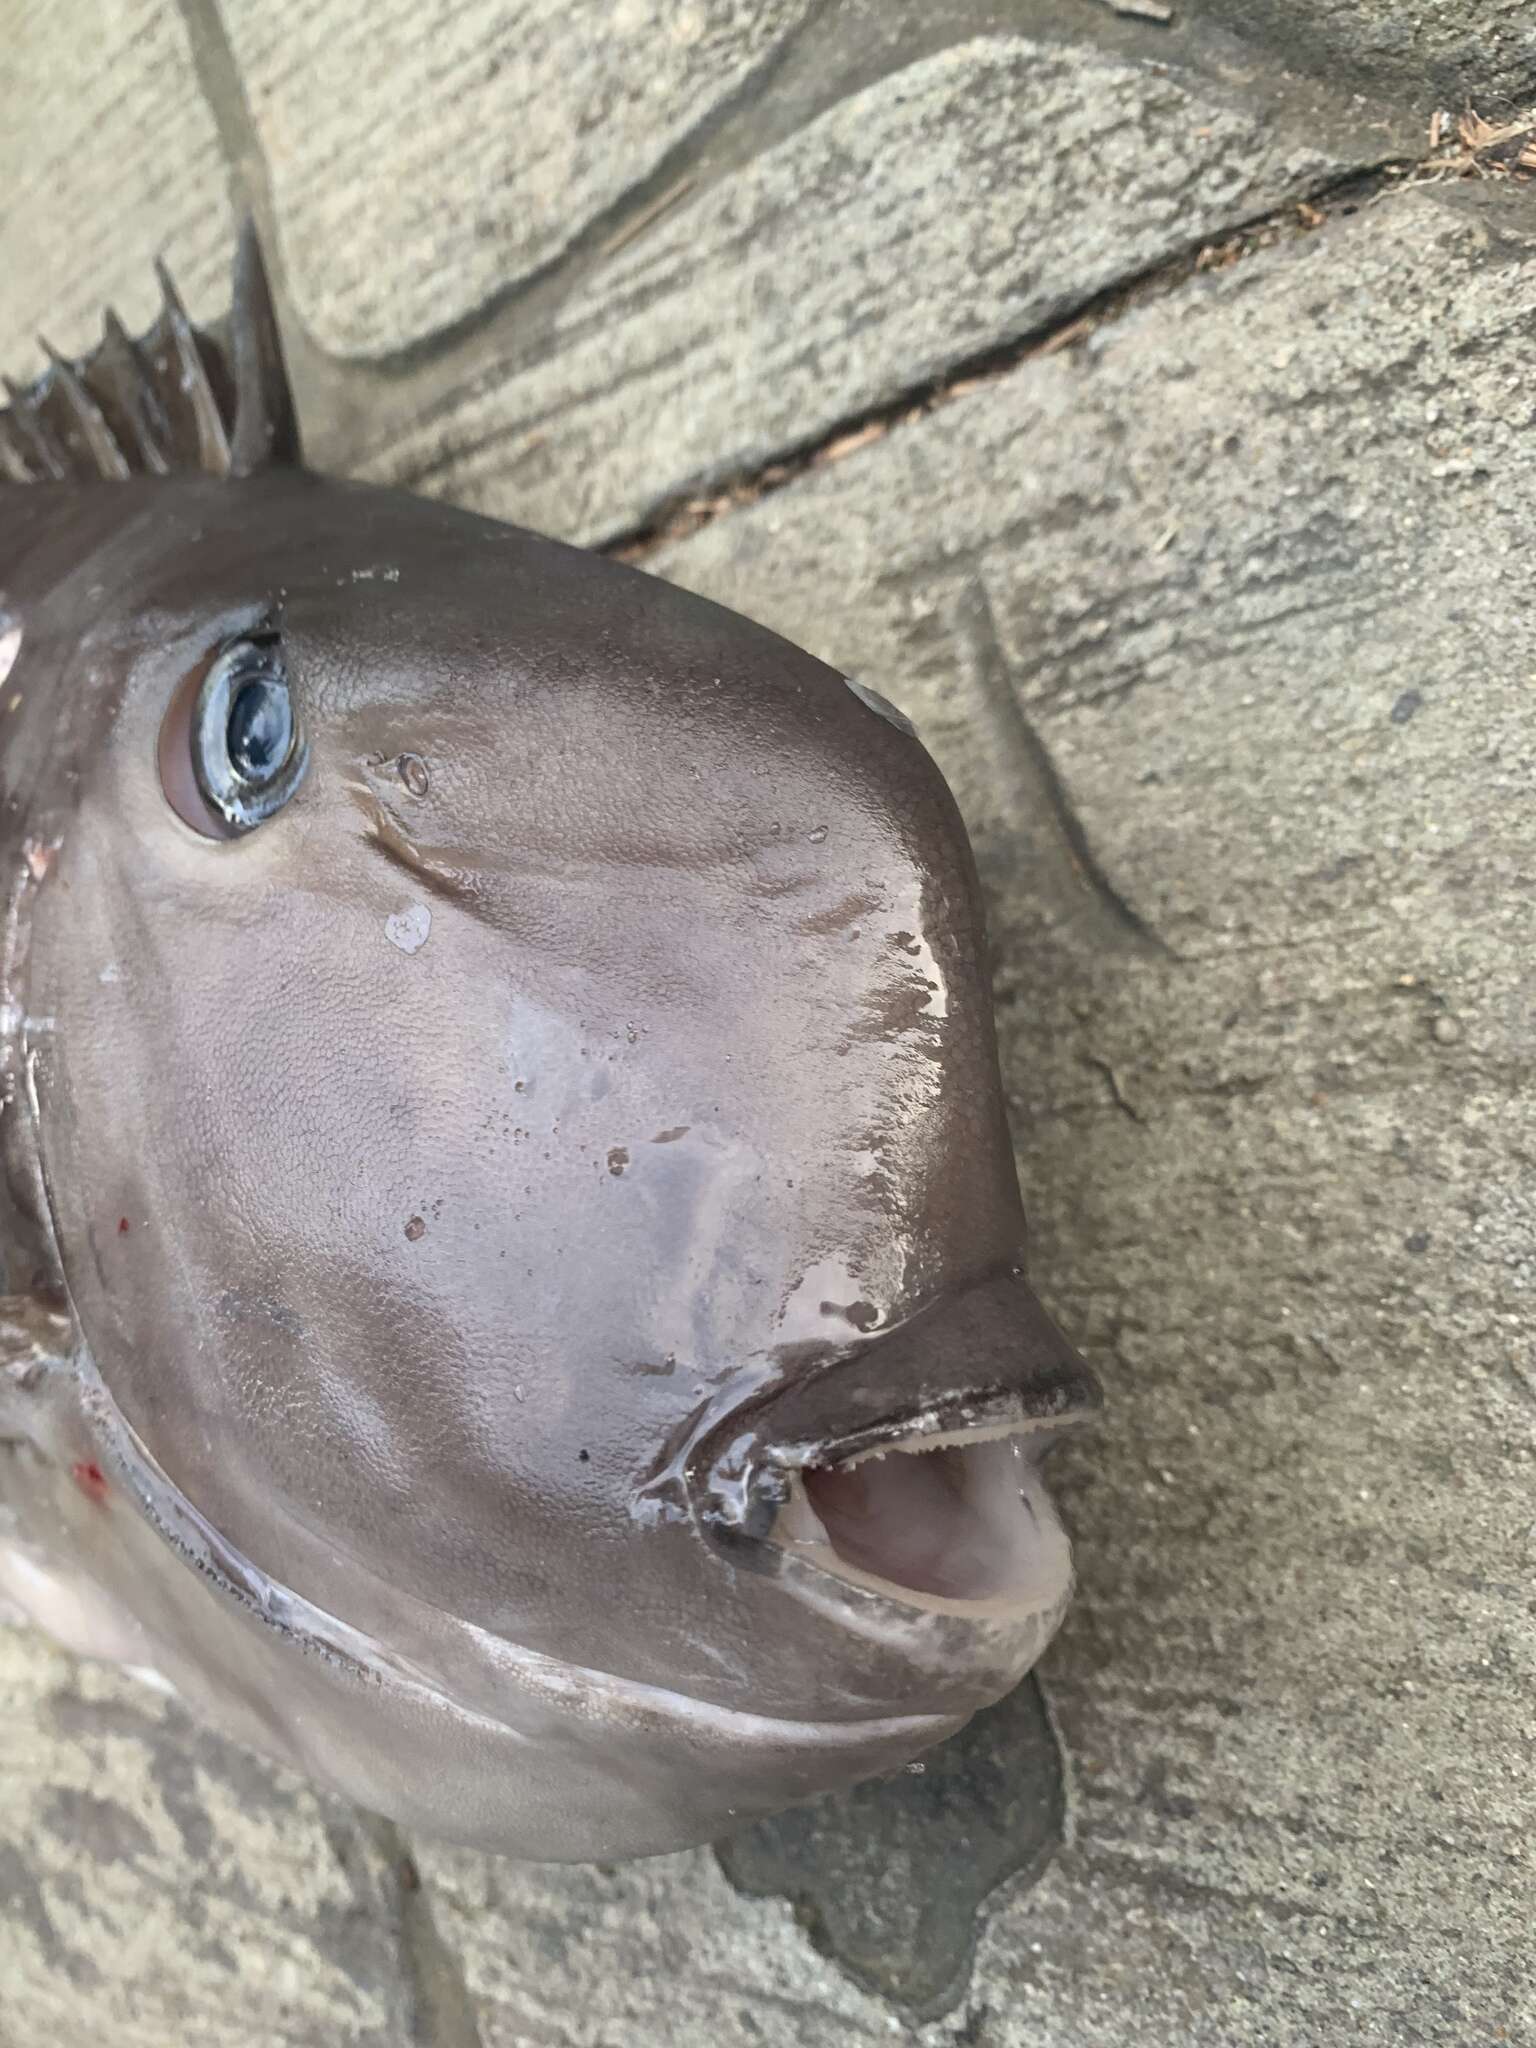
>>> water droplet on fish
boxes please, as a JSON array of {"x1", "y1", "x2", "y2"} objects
[
  {"x1": 385, "y1": 903, "x2": 431, "y2": 954},
  {"x1": 404, "y1": 1215, "x2": 426, "y2": 1242},
  {"x1": 808, "y1": 825, "x2": 828, "y2": 844},
  {"x1": 0, "y1": 622, "x2": 21, "y2": 691},
  {"x1": 397, "y1": 753, "x2": 430, "y2": 797}
]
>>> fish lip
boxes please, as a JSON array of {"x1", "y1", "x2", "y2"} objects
[
  {"x1": 776, "y1": 1382, "x2": 1101, "y2": 1476},
  {"x1": 699, "y1": 1387, "x2": 1098, "y2": 1563}
]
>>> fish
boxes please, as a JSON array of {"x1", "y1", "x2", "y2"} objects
[{"x1": 0, "y1": 225, "x2": 1100, "y2": 1860}]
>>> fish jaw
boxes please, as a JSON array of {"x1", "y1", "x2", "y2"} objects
[
  {"x1": 649, "y1": 1261, "x2": 1098, "y2": 1694},
  {"x1": 776, "y1": 1417, "x2": 1077, "y2": 1617},
  {"x1": 1, "y1": 1351, "x2": 968, "y2": 1860}
]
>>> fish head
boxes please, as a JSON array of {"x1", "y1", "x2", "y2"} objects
[{"x1": 19, "y1": 470, "x2": 1098, "y2": 1854}]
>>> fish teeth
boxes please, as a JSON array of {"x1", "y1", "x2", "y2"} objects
[{"x1": 815, "y1": 1409, "x2": 1076, "y2": 1474}]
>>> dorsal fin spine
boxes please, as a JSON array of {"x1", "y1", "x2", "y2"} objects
[
  {"x1": 231, "y1": 221, "x2": 301, "y2": 475},
  {"x1": 39, "y1": 339, "x2": 132, "y2": 482},
  {"x1": 97, "y1": 308, "x2": 173, "y2": 476},
  {"x1": 153, "y1": 258, "x2": 232, "y2": 476},
  {"x1": 1, "y1": 378, "x2": 68, "y2": 482}
]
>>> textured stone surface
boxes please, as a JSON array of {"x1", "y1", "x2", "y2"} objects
[
  {"x1": 415, "y1": 1840, "x2": 905, "y2": 2047},
  {"x1": 0, "y1": 0, "x2": 232, "y2": 380},
  {"x1": 1189, "y1": 0, "x2": 1536, "y2": 108},
  {"x1": 0, "y1": 1624, "x2": 411, "y2": 2046},
  {"x1": 220, "y1": 0, "x2": 820, "y2": 359},
  {"x1": 363, "y1": 31, "x2": 1353, "y2": 539},
  {"x1": 653, "y1": 176, "x2": 1536, "y2": 2045}
]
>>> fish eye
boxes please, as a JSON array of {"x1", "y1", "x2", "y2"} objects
[{"x1": 166, "y1": 635, "x2": 307, "y2": 837}]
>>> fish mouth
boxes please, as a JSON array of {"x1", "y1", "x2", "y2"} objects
[
  {"x1": 770, "y1": 1404, "x2": 1081, "y2": 1615},
  {"x1": 681, "y1": 1264, "x2": 1101, "y2": 1619}
]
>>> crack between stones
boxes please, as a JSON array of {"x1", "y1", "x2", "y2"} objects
[
  {"x1": 173, "y1": 0, "x2": 276, "y2": 237},
  {"x1": 599, "y1": 156, "x2": 1419, "y2": 566},
  {"x1": 358, "y1": 1814, "x2": 484, "y2": 2048},
  {"x1": 951, "y1": 579, "x2": 1178, "y2": 965},
  {"x1": 176, "y1": 0, "x2": 844, "y2": 382}
]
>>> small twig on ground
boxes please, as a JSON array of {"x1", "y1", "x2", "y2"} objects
[
  {"x1": 1404, "y1": 108, "x2": 1536, "y2": 186},
  {"x1": 1096, "y1": 0, "x2": 1174, "y2": 21}
]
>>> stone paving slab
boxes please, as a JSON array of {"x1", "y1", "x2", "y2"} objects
[
  {"x1": 0, "y1": 0, "x2": 232, "y2": 379},
  {"x1": 416, "y1": 1840, "x2": 907, "y2": 2048},
  {"x1": 0, "y1": 1626, "x2": 412, "y2": 2047},
  {"x1": 715, "y1": 1678, "x2": 1065, "y2": 2016},
  {"x1": 360, "y1": 31, "x2": 1355, "y2": 542},
  {"x1": 219, "y1": 0, "x2": 820, "y2": 360}
]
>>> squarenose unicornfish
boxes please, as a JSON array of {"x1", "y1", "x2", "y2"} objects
[{"x1": 0, "y1": 227, "x2": 1100, "y2": 1859}]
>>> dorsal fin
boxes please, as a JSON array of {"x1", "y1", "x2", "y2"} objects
[
  {"x1": 229, "y1": 221, "x2": 300, "y2": 475},
  {"x1": 0, "y1": 220, "x2": 301, "y2": 484}
]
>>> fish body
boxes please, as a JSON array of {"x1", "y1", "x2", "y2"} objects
[{"x1": 0, "y1": 230, "x2": 1098, "y2": 1858}]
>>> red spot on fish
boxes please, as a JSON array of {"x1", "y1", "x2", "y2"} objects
[
  {"x1": 71, "y1": 1461, "x2": 109, "y2": 1504},
  {"x1": 117, "y1": 1217, "x2": 130, "y2": 1236}
]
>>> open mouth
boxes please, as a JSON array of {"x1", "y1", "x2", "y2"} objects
[
  {"x1": 768, "y1": 1414, "x2": 1077, "y2": 1614},
  {"x1": 649, "y1": 1262, "x2": 1101, "y2": 1616}
]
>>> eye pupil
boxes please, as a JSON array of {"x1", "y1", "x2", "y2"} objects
[{"x1": 227, "y1": 678, "x2": 291, "y2": 782}]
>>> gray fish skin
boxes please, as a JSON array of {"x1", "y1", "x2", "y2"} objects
[{"x1": 0, "y1": 230, "x2": 1098, "y2": 1860}]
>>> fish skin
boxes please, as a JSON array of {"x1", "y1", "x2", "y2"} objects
[{"x1": 0, "y1": 230, "x2": 1098, "y2": 1859}]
